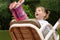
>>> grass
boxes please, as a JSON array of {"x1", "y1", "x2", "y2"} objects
[
  {"x1": 57, "y1": 29, "x2": 60, "y2": 40},
  {"x1": 0, "y1": 30, "x2": 11, "y2": 40},
  {"x1": 0, "y1": 30, "x2": 60, "y2": 40}
]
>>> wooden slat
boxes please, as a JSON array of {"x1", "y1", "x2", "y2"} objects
[{"x1": 10, "y1": 27, "x2": 41, "y2": 40}]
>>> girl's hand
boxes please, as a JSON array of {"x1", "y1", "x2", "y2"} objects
[{"x1": 9, "y1": 2, "x2": 17, "y2": 9}]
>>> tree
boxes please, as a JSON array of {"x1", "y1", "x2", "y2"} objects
[
  {"x1": 0, "y1": 0, "x2": 60, "y2": 29},
  {"x1": 0, "y1": 0, "x2": 11, "y2": 30}
]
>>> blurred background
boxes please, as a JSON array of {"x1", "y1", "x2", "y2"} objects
[{"x1": 0, "y1": 0, "x2": 60, "y2": 40}]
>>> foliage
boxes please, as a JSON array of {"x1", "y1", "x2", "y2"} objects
[
  {"x1": 0, "y1": 0, "x2": 11, "y2": 30},
  {"x1": 0, "y1": 0, "x2": 60, "y2": 30},
  {"x1": 23, "y1": 4, "x2": 34, "y2": 18}
]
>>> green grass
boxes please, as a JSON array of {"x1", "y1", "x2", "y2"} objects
[
  {"x1": 0, "y1": 30, "x2": 60, "y2": 40},
  {"x1": 0, "y1": 30, "x2": 11, "y2": 40},
  {"x1": 57, "y1": 29, "x2": 60, "y2": 40}
]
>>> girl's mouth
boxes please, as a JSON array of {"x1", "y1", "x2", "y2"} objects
[{"x1": 36, "y1": 14, "x2": 39, "y2": 16}]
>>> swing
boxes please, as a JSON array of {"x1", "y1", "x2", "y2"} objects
[{"x1": 9, "y1": 19, "x2": 60, "y2": 40}]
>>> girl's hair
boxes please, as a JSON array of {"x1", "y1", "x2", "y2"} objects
[
  {"x1": 36, "y1": 6, "x2": 50, "y2": 20},
  {"x1": 44, "y1": 10, "x2": 50, "y2": 19}
]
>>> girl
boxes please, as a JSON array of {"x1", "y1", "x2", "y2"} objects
[
  {"x1": 9, "y1": 0, "x2": 28, "y2": 21},
  {"x1": 35, "y1": 6, "x2": 59, "y2": 40}
]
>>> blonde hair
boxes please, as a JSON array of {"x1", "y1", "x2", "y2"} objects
[
  {"x1": 36, "y1": 6, "x2": 50, "y2": 20},
  {"x1": 44, "y1": 11, "x2": 50, "y2": 19}
]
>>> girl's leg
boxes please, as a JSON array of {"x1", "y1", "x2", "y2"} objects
[{"x1": 9, "y1": 3, "x2": 28, "y2": 21}]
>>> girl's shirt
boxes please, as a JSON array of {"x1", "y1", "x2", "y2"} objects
[{"x1": 37, "y1": 20, "x2": 59, "y2": 40}]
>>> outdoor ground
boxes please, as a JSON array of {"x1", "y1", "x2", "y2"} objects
[
  {"x1": 0, "y1": 30, "x2": 60, "y2": 40},
  {"x1": 0, "y1": 30, "x2": 11, "y2": 40}
]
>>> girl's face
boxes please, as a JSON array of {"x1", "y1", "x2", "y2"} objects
[{"x1": 35, "y1": 7, "x2": 46, "y2": 20}]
